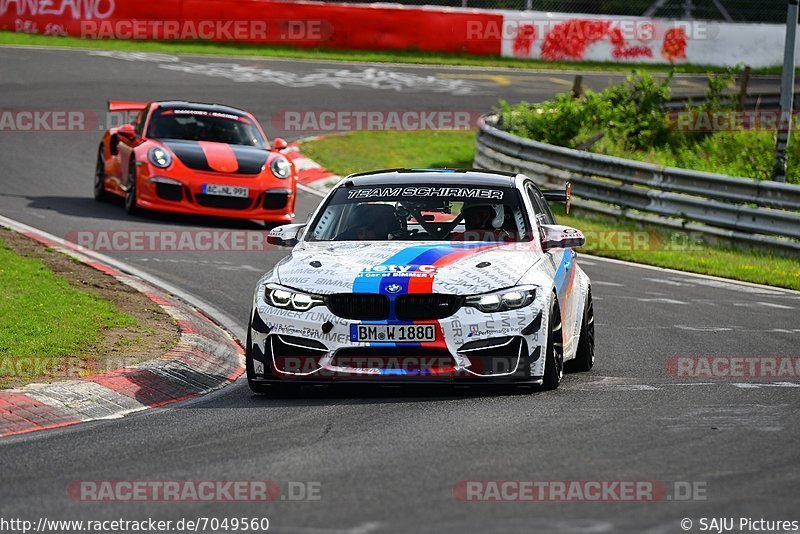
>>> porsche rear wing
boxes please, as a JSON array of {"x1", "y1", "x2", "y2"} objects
[
  {"x1": 542, "y1": 182, "x2": 572, "y2": 214},
  {"x1": 108, "y1": 100, "x2": 148, "y2": 112}
]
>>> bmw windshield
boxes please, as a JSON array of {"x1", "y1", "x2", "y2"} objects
[{"x1": 307, "y1": 184, "x2": 532, "y2": 242}]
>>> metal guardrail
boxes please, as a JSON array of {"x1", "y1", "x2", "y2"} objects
[{"x1": 474, "y1": 114, "x2": 800, "y2": 252}]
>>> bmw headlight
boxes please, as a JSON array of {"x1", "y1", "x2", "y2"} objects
[
  {"x1": 264, "y1": 284, "x2": 324, "y2": 312},
  {"x1": 465, "y1": 285, "x2": 537, "y2": 313},
  {"x1": 148, "y1": 146, "x2": 173, "y2": 168},
  {"x1": 270, "y1": 156, "x2": 292, "y2": 179}
]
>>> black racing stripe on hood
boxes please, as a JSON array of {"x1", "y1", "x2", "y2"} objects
[
  {"x1": 162, "y1": 140, "x2": 212, "y2": 172},
  {"x1": 161, "y1": 140, "x2": 267, "y2": 174},
  {"x1": 229, "y1": 146, "x2": 269, "y2": 175}
]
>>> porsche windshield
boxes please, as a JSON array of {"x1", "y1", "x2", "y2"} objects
[
  {"x1": 307, "y1": 184, "x2": 532, "y2": 242},
  {"x1": 147, "y1": 108, "x2": 267, "y2": 147}
]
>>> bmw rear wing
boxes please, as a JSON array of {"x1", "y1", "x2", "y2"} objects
[{"x1": 543, "y1": 182, "x2": 572, "y2": 214}]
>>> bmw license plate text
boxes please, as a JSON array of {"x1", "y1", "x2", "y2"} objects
[{"x1": 352, "y1": 325, "x2": 436, "y2": 343}]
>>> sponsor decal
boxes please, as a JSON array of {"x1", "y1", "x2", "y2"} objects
[
  {"x1": 360, "y1": 264, "x2": 437, "y2": 274},
  {"x1": 347, "y1": 187, "x2": 504, "y2": 199},
  {"x1": 1, "y1": 0, "x2": 115, "y2": 19}
]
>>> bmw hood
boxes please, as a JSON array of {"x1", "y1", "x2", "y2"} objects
[
  {"x1": 276, "y1": 241, "x2": 542, "y2": 296},
  {"x1": 161, "y1": 140, "x2": 268, "y2": 175}
]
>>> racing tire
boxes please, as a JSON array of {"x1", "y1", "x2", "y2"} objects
[
  {"x1": 540, "y1": 296, "x2": 564, "y2": 391},
  {"x1": 124, "y1": 158, "x2": 140, "y2": 215},
  {"x1": 566, "y1": 288, "x2": 595, "y2": 373},
  {"x1": 93, "y1": 146, "x2": 112, "y2": 202}
]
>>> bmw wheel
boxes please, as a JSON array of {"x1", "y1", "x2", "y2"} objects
[
  {"x1": 566, "y1": 288, "x2": 595, "y2": 372},
  {"x1": 540, "y1": 296, "x2": 564, "y2": 391}
]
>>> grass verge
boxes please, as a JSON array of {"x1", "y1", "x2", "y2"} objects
[
  {"x1": 299, "y1": 130, "x2": 800, "y2": 291},
  {"x1": 0, "y1": 32, "x2": 782, "y2": 74},
  {"x1": 0, "y1": 228, "x2": 179, "y2": 388}
]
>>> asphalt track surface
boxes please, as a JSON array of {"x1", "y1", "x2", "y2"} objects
[{"x1": 0, "y1": 47, "x2": 798, "y2": 533}]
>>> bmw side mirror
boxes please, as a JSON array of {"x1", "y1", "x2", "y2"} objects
[
  {"x1": 540, "y1": 224, "x2": 585, "y2": 251},
  {"x1": 267, "y1": 223, "x2": 306, "y2": 246},
  {"x1": 272, "y1": 138, "x2": 289, "y2": 151}
]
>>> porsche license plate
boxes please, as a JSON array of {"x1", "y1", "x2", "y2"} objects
[
  {"x1": 202, "y1": 184, "x2": 249, "y2": 198},
  {"x1": 352, "y1": 324, "x2": 436, "y2": 343}
]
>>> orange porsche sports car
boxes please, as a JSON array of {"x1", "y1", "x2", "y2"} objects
[{"x1": 94, "y1": 100, "x2": 297, "y2": 225}]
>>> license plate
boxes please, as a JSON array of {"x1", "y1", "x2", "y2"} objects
[
  {"x1": 352, "y1": 324, "x2": 436, "y2": 343},
  {"x1": 202, "y1": 184, "x2": 249, "y2": 198}
]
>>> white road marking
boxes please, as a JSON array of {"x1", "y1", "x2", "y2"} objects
[
  {"x1": 645, "y1": 277, "x2": 695, "y2": 287},
  {"x1": 756, "y1": 301, "x2": 795, "y2": 310},
  {"x1": 269, "y1": 522, "x2": 383, "y2": 534},
  {"x1": 674, "y1": 325, "x2": 734, "y2": 332},
  {"x1": 576, "y1": 377, "x2": 800, "y2": 391},
  {"x1": 732, "y1": 382, "x2": 800, "y2": 389},
  {"x1": 217, "y1": 264, "x2": 262, "y2": 272},
  {"x1": 591, "y1": 280, "x2": 624, "y2": 287},
  {"x1": 636, "y1": 298, "x2": 688, "y2": 305}
]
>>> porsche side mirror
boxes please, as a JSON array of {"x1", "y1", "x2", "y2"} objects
[
  {"x1": 118, "y1": 123, "x2": 136, "y2": 139},
  {"x1": 540, "y1": 224, "x2": 585, "y2": 251},
  {"x1": 267, "y1": 223, "x2": 306, "y2": 246},
  {"x1": 272, "y1": 138, "x2": 289, "y2": 151}
]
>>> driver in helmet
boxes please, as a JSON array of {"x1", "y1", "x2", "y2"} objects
[{"x1": 453, "y1": 202, "x2": 513, "y2": 242}]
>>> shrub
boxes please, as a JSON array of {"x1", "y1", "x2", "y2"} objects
[{"x1": 496, "y1": 70, "x2": 799, "y2": 183}]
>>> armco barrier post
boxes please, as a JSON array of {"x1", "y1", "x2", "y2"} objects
[{"x1": 774, "y1": 0, "x2": 799, "y2": 183}]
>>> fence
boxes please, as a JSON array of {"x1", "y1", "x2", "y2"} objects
[
  {"x1": 318, "y1": 0, "x2": 790, "y2": 22},
  {"x1": 473, "y1": 113, "x2": 800, "y2": 253}
]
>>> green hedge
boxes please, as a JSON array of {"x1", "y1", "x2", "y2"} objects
[{"x1": 497, "y1": 71, "x2": 800, "y2": 184}]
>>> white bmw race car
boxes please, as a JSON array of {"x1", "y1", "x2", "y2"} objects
[{"x1": 247, "y1": 169, "x2": 595, "y2": 393}]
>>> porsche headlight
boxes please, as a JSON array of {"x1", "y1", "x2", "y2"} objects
[
  {"x1": 264, "y1": 284, "x2": 324, "y2": 312},
  {"x1": 270, "y1": 156, "x2": 292, "y2": 179},
  {"x1": 148, "y1": 146, "x2": 173, "y2": 168},
  {"x1": 465, "y1": 285, "x2": 537, "y2": 313}
]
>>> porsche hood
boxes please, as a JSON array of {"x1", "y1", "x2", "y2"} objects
[
  {"x1": 162, "y1": 140, "x2": 268, "y2": 175},
  {"x1": 276, "y1": 241, "x2": 542, "y2": 296}
]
